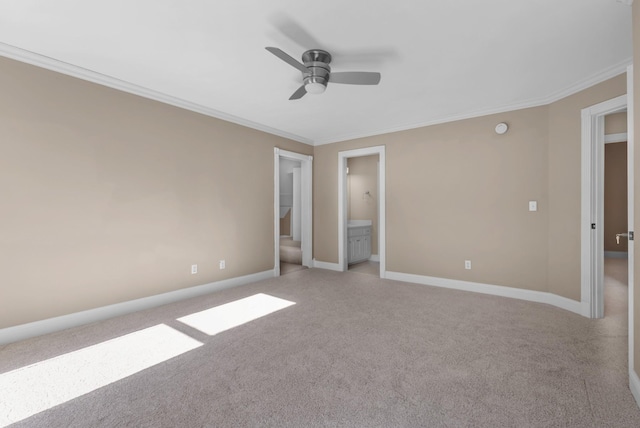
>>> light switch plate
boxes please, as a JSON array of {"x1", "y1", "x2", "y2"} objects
[{"x1": 529, "y1": 201, "x2": 537, "y2": 211}]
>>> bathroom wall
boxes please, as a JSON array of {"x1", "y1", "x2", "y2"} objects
[{"x1": 347, "y1": 155, "x2": 379, "y2": 256}]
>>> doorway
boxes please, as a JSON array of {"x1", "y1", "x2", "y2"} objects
[
  {"x1": 338, "y1": 146, "x2": 386, "y2": 277},
  {"x1": 581, "y1": 93, "x2": 629, "y2": 319},
  {"x1": 274, "y1": 148, "x2": 313, "y2": 276},
  {"x1": 346, "y1": 154, "x2": 380, "y2": 276},
  {"x1": 604, "y1": 119, "x2": 629, "y2": 317},
  {"x1": 580, "y1": 67, "x2": 633, "y2": 376}
]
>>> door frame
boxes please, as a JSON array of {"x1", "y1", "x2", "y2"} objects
[
  {"x1": 274, "y1": 148, "x2": 313, "y2": 276},
  {"x1": 580, "y1": 66, "x2": 635, "y2": 378},
  {"x1": 581, "y1": 93, "x2": 628, "y2": 319},
  {"x1": 338, "y1": 145, "x2": 386, "y2": 277}
]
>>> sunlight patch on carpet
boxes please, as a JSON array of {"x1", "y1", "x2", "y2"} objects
[
  {"x1": 0, "y1": 324, "x2": 202, "y2": 427},
  {"x1": 177, "y1": 293, "x2": 295, "y2": 335}
]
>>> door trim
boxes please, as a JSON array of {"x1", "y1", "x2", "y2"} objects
[
  {"x1": 627, "y1": 65, "x2": 635, "y2": 375},
  {"x1": 338, "y1": 146, "x2": 386, "y2": 277},
  {"x1": 274, "y1": 148, "x2": 313, "y2": 276}
]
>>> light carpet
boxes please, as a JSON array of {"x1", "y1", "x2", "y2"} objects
[{"x1": 1, "y1": 261, "x2": 639, "y2": 427}]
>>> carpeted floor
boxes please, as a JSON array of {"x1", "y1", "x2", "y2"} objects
[
  {"x1": 1, "y1": 260, "x2": 639, "y2": 427},
  {"x1": 280, "y1": 261, "x2": 307, "y2": 276}
]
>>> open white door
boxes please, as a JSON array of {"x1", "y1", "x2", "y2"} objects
[{"x1": 627, "y1": 65, "x2": 635, "y2": 373}]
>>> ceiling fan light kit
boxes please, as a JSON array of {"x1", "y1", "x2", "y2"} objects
[
  {"x1": 266, "y1": 47, "x2": 381, "y2": 100},
  {"x1": 302, "y1": 49, "x2": 331, "y2": 95}
]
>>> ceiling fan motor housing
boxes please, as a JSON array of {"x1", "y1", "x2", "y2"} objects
[{"x1": 302, "y1": 49, "x2": 331, "y2": 92}]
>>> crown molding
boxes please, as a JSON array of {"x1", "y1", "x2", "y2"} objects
[
  {"x1": 0, "y1": 42, "x2": 630, "y2": 148},
  {"x1": 0, "y1": 42, "x2": 314, "y2": 146},
  {"x1": 312, "y1": 57, "x2": 632, "y2": 146}
]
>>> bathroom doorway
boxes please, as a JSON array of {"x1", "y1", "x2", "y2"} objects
[
  {"x1": 338, "y1": 145, "x2": 386, "y2": 278},
  {"x1": 346, "y1": 154, "x2": 380, "y2": 276}
]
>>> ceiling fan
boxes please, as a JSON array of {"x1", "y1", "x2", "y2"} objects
[{"x1": 266, "y1": 47, "x2": 381, "y2": 100}]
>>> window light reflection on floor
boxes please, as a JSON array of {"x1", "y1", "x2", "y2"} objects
[
  {"x1": 177, "y1": 293, "x2": 296, "y2": 336},
  {"x1": 0, "y1": 324, "x2": 202, "y2": 427}
]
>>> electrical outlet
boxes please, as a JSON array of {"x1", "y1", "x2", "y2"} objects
[
  {"x1": 191, "y1": 264, "x2": 198, "y2": 274},
  {"x1": 464, "y1": 260, "x2": 471, "y2": 270},
  {"x1": 219, "y1": 260, "x2": 225, "y2": 270}
]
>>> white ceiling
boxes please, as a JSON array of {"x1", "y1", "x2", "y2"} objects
[{"x1": 0, "y1": 0, "x2": 632, "y2": 145}]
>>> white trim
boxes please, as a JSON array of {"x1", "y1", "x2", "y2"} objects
[
  {"x1": 0, "y1": 269, "x2": 274, "y2": 346},
  {"x1": 313, "y1": 59, "x2": 631, "y2": 146},
  {"x1": 0, "y1": 43, "x2": 629, "y2": 148},
  {"x1": 274, "y1": 148, "x2": 313, "y2": 275},
  {"x1": 0, "y1": 42, "x2": 312, "y2": 146},
  {"x1": 581, "y1": 94, "x2": 628, "y2": 318},
  {"x1": 385, "y1": 271, "x2": 585, "y2": 316},
  {"x1": 605, "y1": 133, "x2": 628, "y2": 144},
  {"x1": 338, "y1": 146, "x2": 386, "y2": 278},
  {"x1": 631, "y1": 370, "x2": 640, "y2": 409},
  {"x1": 274, "y1": 149, "x2": 281, "y2": 277},
  {"x1": 604, "y1": 251, "x2": 629, "y2": 259},
  {"x1": 311, "y1": 260, "x2": 342, "y2": 272},
  {"x1": 627, "y1": 65, "x2": 635, "y2": 375},
  {"x1": 369, "y1": 254, "x2": 380, "y2": 262}
]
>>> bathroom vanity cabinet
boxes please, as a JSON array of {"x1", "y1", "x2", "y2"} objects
[{"x1": 347, "y1": 222, "x2": 372, "y2": 264}]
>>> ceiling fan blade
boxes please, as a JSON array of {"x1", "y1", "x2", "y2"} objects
[
  {"x1": 265, "y1": 47, "x2": 308, "y2": 73},
  {"x1": 289, "y1": 85, "x2": 307, "y2": 100},
  {"x1": 330, "y1": 72, "x2": 381, "y2": 85},
  {"x1": 271, "y1": 16, "x2": 325, "y2": 51}
]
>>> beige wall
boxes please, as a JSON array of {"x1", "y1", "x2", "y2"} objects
[
  {"x1": 604, "y1": 142, "x2": 628, "y2": 252},
  {"x1": 314, "y1": 75, "x2": 626, "y2": 299},
  {"x1": 605, "y1": 111, "x2": 628, "y2": 135},
  {"x1": 0, "y1": 56, "x2": 312, "y2": 328},
  {"x1": 315, "y1": 106, "x2": 550, "y2": 290},
  {"x1": 280, "y1": 210, "x2": 291, "y2": 236},
  {"x1": 547, "y1": 75, "x2": 627, "y2": 300},
  {"x1": 347, "y1": 155, "x2": 379, "y2": 255},
  {"x1": 1, "y1": 33, "x2": 633, "y2": 341},
  {"x1": 633, "y1": 0, "x2": 640, "y2": 376}
]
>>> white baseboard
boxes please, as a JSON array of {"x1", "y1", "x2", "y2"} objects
[
  {"x1": 385, "y1": 271, "x2": 583, "y2": 316},
  {"x1": 631, "y1": 370, "x2": 640, "y2": 409},
  {"x1": 604, "y1": 251, "x2": 628, "y2": 259},
  {"x1": 369, "y1": 254, "x2": 380, "y2": 262},
  {"x1": 0, "y1": 269, "x2": 274, "y2": 346},
  {"x1": 312, "y1": 259, "x2": 342, "y2": 272}
]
